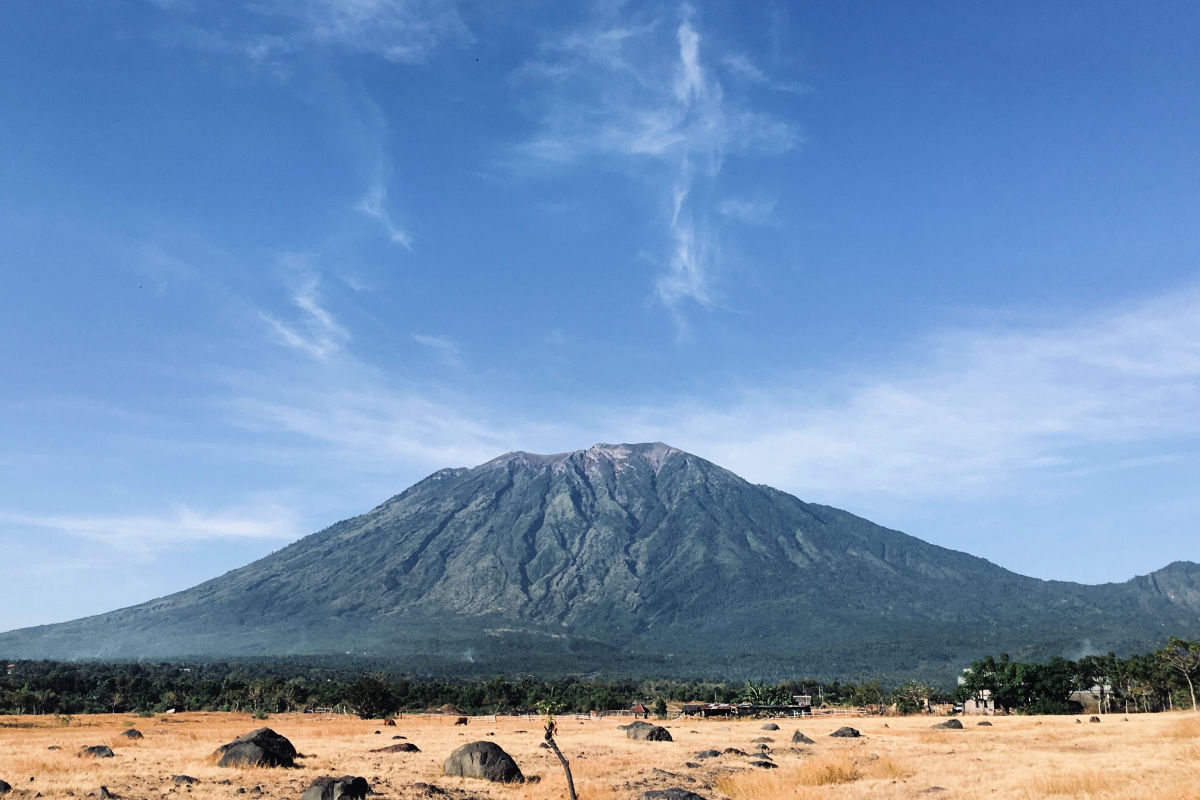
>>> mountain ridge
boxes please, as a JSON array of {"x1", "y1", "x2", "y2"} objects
[{"x1": 2, "y1": 442, "x2": 1197, "y2": 682}]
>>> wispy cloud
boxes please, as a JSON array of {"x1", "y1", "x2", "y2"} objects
[
  {"x1": 261, "y1": 262, "x2": 350, "y2": 360},
  {"x1": 513, "y1": 4, "x2": 801, "y2": 331},
  {"x1": 357, "y1": 180, "x2": 413, "y2": 248},
  {"x1": 412, "y1": 333, "x2": 462, "y2": 367},
  {"x1": 153, "y1": 0, "x2": 471, "y2": 67},
  {"x1": 610, "y1": 285, "x2": 1200, "y2": 503},
  {"x1": 285, "y1": 0, "x2": 472, "y2": 63},
  {"x1": 0, "y1": 505, "x2": 298, "y2": 562},
  {"x1": 717, "y1": 196, "x2": 777, "y2": 225}
]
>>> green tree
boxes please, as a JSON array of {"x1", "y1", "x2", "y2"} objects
[
  {"x1": 343, "y1": 676, "x2": 396, "y2": 719},
  {"x1": 1159, "y1": 637, "x2": 1200, "y2": 712},
  {"x1": 891, "y1": 680, "x2": 931, "y2": 714}
]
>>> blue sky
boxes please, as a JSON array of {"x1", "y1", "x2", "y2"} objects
[{"x1": 2, "y1": 1, "x2": 1199, "y2": 632}]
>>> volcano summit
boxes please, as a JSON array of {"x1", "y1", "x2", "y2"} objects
[{"x1": 3, "y1": 443, "x2": 1198, "y2": 681}]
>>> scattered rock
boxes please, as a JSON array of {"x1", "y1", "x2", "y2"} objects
[
  {"x1": 369, "y1": 743, "x2": 420, "y2": 753},
  {"x1": 919, "y1": 788, "x2": 947, "y2": 794},
  {"x1": 47, "y1": 746, "x2": 61, "y2": 751},
  {"x1": 409, "y1": 784, "x2": 444, "y2": 796},
  {"x1": 760, "y1": 723, "x2": 780, "y2": 731},
  {"x1": 693, "y1": 750, "x2": 721, "y2": 759},
  {"x1": 119, "y1": 729, "x2": 143, "y2": 740},
  {"x1": 791, "y1": 731, "x2": 815, "y2": 745},
  {"x1": 0, "y1": 780, "x2": 10, "y2": 794},
  {"x1": 751, "y1": 737, "x2": 773, "y2": 743},
  {"x1": 392, "y1": 735, "x2": 405, "y2": 740},
  {"x1": 442, "y1": 741, "x2": 524, "y2": 783},
  {"x1": 1089, "y1": 716, "x2": 1101, "y2": 723},
  {"x1": 171, "y1": 777, "x2": 198, "y2": 785},
  {"x1": 639, "y1": 790, "x2": 709, "y2": 800},
  {"x1": 829, "y1": 727, "x2": 860, "y2": 738},
  {"x1": 683, "y1": 762, "x2": 700, "y2": 769},
  {"x1": 78, "y1": 746, "x2": 114, "y2": 758},
  {"x1": 932, "y1": 719, "x2": 963, "y2": 730},
  {"x1": 1075, "y1": 719, "x2": 1082, "y2": 724},
  {"x1": 749, "y1": 760, "x2": 777, "y2": 769},
  {"x1": 619, "y1": 721, "x2": 673, "y2": 742},
  {"x1": 88, "y1": 787, "x2": 116, "y2": 799},
  {"x1": 299, "y1": 776, "x2": 370, "y2": 800},
  {"x1": 384, "y1": 719, "x2": 396, "y2": 727},
  {"x1": 722, "y1": 748, "x2": 746, "y2": 756},
  {"x1": 214, "y1": 728, "x2": 297, "y2": 768},
  {"x1": 373, "y1": 731, "x2": 380, "y2": 735},
  {"x1": 977, "y1": 721, "x2": 992, "y2": 727}
]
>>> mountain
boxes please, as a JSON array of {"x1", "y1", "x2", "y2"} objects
[{"x1": 3, "y1": 442, "x2": 1198, "y2": 682}]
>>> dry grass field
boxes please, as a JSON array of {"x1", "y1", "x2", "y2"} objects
[{"x1": 1, "y1": 710, "x2": 1198, "y2": 800}]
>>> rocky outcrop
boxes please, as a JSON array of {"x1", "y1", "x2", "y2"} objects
[
  {"x1": 215, "y1": 728, "x2": 297, "y2": 768},
  {"x1": 299, "y1": 777, "x2": 370, "y2": 800},
  {"x1": 932, "y1": 719, "x2": 963, "y2": 730},
  {"x1": 442, "y1": 741, "x2": 523, "y2": 783},
  {"x1": 78, "y1": 746, "x2": 114, "y2": 758},
  {"x1": 370, "y1": 743, "x2": 420, "y2": 753},
  {"x1": 620, "y1": 721, "x2": 673, "y2": 741}
]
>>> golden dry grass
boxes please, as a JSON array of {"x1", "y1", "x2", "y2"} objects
[{"x1": 0, "y1": 710, "x2": 1198, "y2": 800}]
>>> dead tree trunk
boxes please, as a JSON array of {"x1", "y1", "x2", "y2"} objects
[{"x1": 544, "y1": 719, "x2": 578, "y2": 800}]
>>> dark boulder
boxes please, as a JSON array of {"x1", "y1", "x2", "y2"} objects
[
  {"x1": 977, "y1": 721, "x2": 992, "y2": 727},
  {"x1": 299, "y1": 776, "x2": 370, "y2": 800},
  {"x1": 693, "y1": 750, "x2": 721, "y2": 759},
  {"x1": 751, "y1": 737, "x2": 773, "y2": 743},
  {"x1": 722, "y1": 748, "x2": 746, "y2": 756},
  {"x1": 172, "y1": 776, "x2": 199, "y2": 785},
  {"x1": 370, "y1": 743, "x2": 420, "y2": 753},
  {"x1": 760, "y1": 723, "x2": 780, "y2": 731},
  {"x1": 932, "y1": 719, "x2": 963, "y2": 730},
  {"x1": 1089, "y1": 716, "x2": 1101, "y2": 723},
  {"x1": 78, "y1": 746, "x2": 114, "y2": 758},
  {"x1": 640, "y1": 791, "x2": 709, "y2": 800},
  {"x1": 791, "y1": 731, "x2": 815, "y2": 745},
  {"x1": 88, "y1": 787, "x2": 116, "y2": 799},
  {"x1": 442, "y1": 741, "x2": 523, "y2": 783},
  {"x1": 0, "y1": 780, "x2": 11, "y2": 794},
  {"x1": 620, "y1": 721, "x2": 673, "y2": 741},
  {"x1": 749, "y1": 760, "x2": 777, "y2": 769},
  {"x1": 215, "y1": 728, "x2": 297, "y2": 768},
  {"x1": 119, "y1": 729, "x2": 143, "y2": 740},
  {"x1": 829, "y1": 727, "x2": 860, "y2": 738}
]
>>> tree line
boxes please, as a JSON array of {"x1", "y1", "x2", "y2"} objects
[
  {"x1": 1, "y1": 638, "x2": 1196, "y2": 718},
  {"x1": 955, "y1": 637, "x2": 1200, "y2": 714}
]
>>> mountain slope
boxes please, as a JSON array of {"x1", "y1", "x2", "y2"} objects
[{"x1": 3, "y1": 443, "x2": 1198, "y2": 681}]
